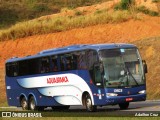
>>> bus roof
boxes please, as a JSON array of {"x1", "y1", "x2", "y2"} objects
[{"x1": 6, "y1": 43, "x2": 136, "y2": 63}]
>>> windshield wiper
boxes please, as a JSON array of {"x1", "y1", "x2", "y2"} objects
[{"x1": 125, "y1": 66, "x2": 139, "y2": 86}]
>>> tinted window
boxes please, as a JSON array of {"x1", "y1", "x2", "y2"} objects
[
  {"x1": 86, "y1": 50, "x2": 98, "y2": 82},
  {"x1": 40, "y1": 57, "x2": 50, "y2": 73},
  {"x1": 51, "y1": 56, "x2": 59, "y2": 72},
  {"x1": 19, "y1": 58, "x2": 40, "y2": 76},
  {"x1": 60, "y1": 54, "x2": 76, "y2": 71},
  {"x1": 77, "y1": 51, "x2": 87, "y2": 69},
  {"x1": 28, "y1": 58, "x2": 40, "y2": 75},
  {"x1": 19, "y1": 60, "x2": 29, "y2": 76},
  {"x1": 6, "y1": 62, "x2": 18, "y2": 77},
  {"x1": 86, "y1": 50, "x2": 98, "y2": 70}
]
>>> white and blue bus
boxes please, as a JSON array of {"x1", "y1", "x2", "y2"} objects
[{"x1": 5, "y1": 44, "x2": 147, "y2": 112}]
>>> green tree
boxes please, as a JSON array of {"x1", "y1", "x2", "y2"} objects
[
  {"x1": 115, "y1": 0, "x2": 134, "y2": 10},
  {"x1": 121, "y1": 0, "x2": 132, "y2": 9}
]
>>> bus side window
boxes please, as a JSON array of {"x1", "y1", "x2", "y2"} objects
[
  {"x1": 86, "y1": 50, "x2": 98, "y2": 82},
  {"x1": 72, "y1": 54, "x2": 78, "y2": 70},
  {"x1": 19, "y1": 60, "x2": 29, "y2": 76},
  {"x1": 51, "y1": 56, "x2": 58, "y2": 72},
  {"x1": 77, "y1": 51, "x2": 87, "y2": 69},
  {"x1": 60, "y1": 54, "x2": 77, "y2": 71},
  {"x1": 40, "y1": 57, "x2": 50, "y2": 73},
  {"x1": 6, "y1": 62, "x2": 18, "y2": 77},
  {"x1": 65, "y1": 54, "x2": 73, "y2": 70},
  {"x1": 60, "y1": 55, "x2": 66, "y2": 71},
  {"x1": 13, "y1": 63, "x2": 18, "y2": 76},
  {"x1": 6, "y1": 63, "x2": 11, "y2": 77},
  {"x1": 28, "y1": 58, "x2": 40, "y2": 75},
  {"x1": 87, "y1": 50, "x2": 98, "y2": 70},
  {"x1": 66, "y1": 59, "x2": 71, "y2": 70},
  {"x1": 60, "y1": 55, "x2": 69, "y2": 71}
]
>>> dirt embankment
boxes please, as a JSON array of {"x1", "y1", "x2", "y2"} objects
[
  {"x1": 134, "y1": 37, "x2": 160, "y2": 99},
  {"x1": 0, "y1": 15, "x2": 160, "y2": 67}
]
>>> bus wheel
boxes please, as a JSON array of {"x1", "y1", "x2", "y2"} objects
[
  {"x1": 119, "y1": 102, "x2": 129, "y2": 110},
  {"x1": 29, "y1": 96, "x2": 37, "y2": 111},
  {"x1": 20, "y1": 97, "x2": 28, "y2": 110},
  {"x1": 85, "y1": 94, "x2": 97, "y2": 112}
]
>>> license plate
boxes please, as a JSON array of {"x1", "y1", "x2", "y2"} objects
[{"x1": 126, "y1": 98, "x2": 133, "y2": 102}]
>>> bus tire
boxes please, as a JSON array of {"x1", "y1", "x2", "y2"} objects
[
  {"x1": 20, "y1": 97, "x2": 28, "y2": 110},
  {"x1": 29, "y1": 96, "x2": 37, "y2": 111},
  {"x1": 85, "y1": 93, "x2": 97, "y2": 112},
  {"x1": 119, "y1": 102, "x2": 129, "y2": 110}
]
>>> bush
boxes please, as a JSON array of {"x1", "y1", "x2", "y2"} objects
[
  {"x1": 94, "y1": 9, "x2": 106, "y2": 15},
  {"x1": 137, "y1": 6, "x2": 150, "y2": 14},
  {"x1": 33, "y1": 3, "x2": 50, "y2": 13},
  {"x1": 152, "y1": 0, "x2": 160, "y2": 3},
  {"x1": 121, "y1": 0, "x2": 131, "y2": 10},
  {"x1": 74, "y1": 10, "x2": 83, "y2": 16},
  {"x1": 149, "y1": 11, "x2": 159, "y2": 16},
  {"x1": 114, "y1": 0, "x2": 134, "y2": 10},
  {"x1": 0, "y1": 7, "x2": 19, "y2": 29},
  {"x1": 137, "y1": 6, "x2": 159, "y2": 16}
]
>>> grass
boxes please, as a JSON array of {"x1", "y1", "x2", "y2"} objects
[
  {"x1": 0, "y1": 105, "x2": 160, "y2": 119},
  {"x1": 0, "y1": 0, "x2": 111, "y2": 29},
  {"x1": 1, "y1": 1, "x2": 159, "y2": 41},
  {"x1": 1, "y1": 117, "x2": 160, "y2": 120},
  {"x1": 0, "y1": 10, "x2": 135, "y2": 41},
  {"x1": 136, "y1": 6, "x2": 159, "y2": 16},
  {"x1": 0, "y1": 68, "x2": 6, "y2": 108},
  {"x1": 94, "y1": 9, "x2": 109, "y2": 15},
  {"x1": 74, "y1": 10, "x2": 84, "y2": 16},
  {"x1": 0, "y1": 0, "x2": 159, "y2": 41},
  {"x1": 114, "y1": 0, "x2": 160, "y2": 16}
]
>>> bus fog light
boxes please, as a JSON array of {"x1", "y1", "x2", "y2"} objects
[
  {"x1": 106, "y1": 93, "x2": 118, "y2": 96},
  {"x1": 138, "y1": 90, "x2": 146, "y2": 94}
]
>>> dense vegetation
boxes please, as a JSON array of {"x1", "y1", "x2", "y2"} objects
[
  {"x1": 115, "y1": 0, "x2": 159, "y2": 16},
  {"x1": 0, "y1": 10, "x2": 133, "y2": 41},
  {"x1": 0, "y1": 0, "x2": 110, "y2": 29},
  {"x1": 0, "y1": 0, "x2": 159, "y2": 41}
]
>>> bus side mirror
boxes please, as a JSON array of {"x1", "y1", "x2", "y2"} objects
[
  {"x1": 94, "y1": 62, "x2": 104, "y2": 74},
  {"x1": 142, "y1": 60, "x2": 148, "y2": 74}
]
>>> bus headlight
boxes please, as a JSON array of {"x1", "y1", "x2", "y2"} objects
[
  {"x1": 138, "y1": 90, "x2": 146, "y2": 94},
  {"x1": 106, "y1": 93, "x2": 118, "y2": 96}
]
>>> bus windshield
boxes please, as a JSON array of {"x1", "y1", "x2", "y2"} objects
[{"x1": 99, "y1": 48, "x2": 145, "y2": 88}]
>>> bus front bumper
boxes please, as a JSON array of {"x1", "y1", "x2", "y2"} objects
[{"x1": 105, "y1": 93, "x2": 146, "y2": 105}]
